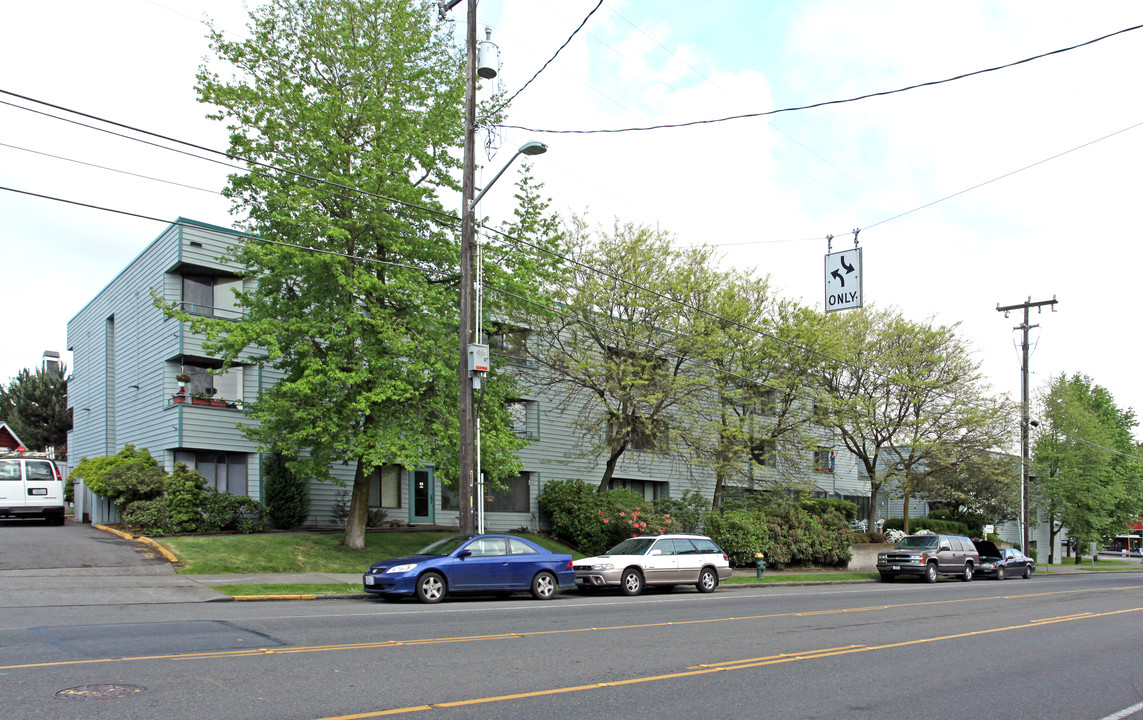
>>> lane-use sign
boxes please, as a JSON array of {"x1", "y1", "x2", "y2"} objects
[{"x1": 824, "y1": 248, "x2": 862, "y2": 313}]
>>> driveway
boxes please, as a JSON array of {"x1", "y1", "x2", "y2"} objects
[{"x1": 0, "y1": 518, "x2": 228, "y2": 607}]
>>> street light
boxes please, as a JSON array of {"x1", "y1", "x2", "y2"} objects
[
  {"x1": 469, "y1": 141, "x2": 548, "y2": 209},
  {"x1": 459, "y1": 138, "x2": 548, "y2": 533}
]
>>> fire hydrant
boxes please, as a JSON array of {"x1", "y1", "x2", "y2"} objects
[{"x1": 755, "y1": 552, "x2": 766, "y2": 579}]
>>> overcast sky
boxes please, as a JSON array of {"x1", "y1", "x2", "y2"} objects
[{"x1": 2, "y1": 1, "x2": 1141, "y2": 440}]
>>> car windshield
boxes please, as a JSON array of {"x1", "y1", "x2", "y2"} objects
[
  {"x1": 897, "y1": 536, "x2": 938, "y2": 549},
  {"x1": 605, "y1": 538, "x2": 656, "y2": 555},
  {"x1": 416, "y1": 535, "x2": 475, "y2": 556}
]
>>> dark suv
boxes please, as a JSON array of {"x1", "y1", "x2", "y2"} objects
[{"x1": 876, "y1": 534, "x2": 979, "y2": 583}]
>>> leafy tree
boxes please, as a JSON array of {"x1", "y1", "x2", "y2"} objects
[
  {"x1": 0, "y1": 366, "x2": 71, "y2": 457},
  {"x1": 191, "y1": 0, "x2": 559, "y2": 548},
  {"x1": 1032, "y1": 373, "x2": 1143, "y2": 563},
  {"x1": 518, "y1": 219, "x2": 722, "y2": 491},
  {"x1": 811, "y1": 307, "x2": 1003, "y2": 528},
  {"x1": 921, "y1": 450, "x2": 1020, "y2": 527},
  {"x1": 684, "y1": 286, "x2": 824, "y2": 506}
]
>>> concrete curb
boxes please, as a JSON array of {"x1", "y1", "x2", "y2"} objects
[{"x1": 94, "y1": 524, "x2": 180, "y2": 563}]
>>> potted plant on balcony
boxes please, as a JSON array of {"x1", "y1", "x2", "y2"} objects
[
  {"x1": 175, "y1": 373, "x2": 191, "y2": 387},
  {"x1": 191, "y1": 392, "x2": 211, "y2": 406},
  {"x1": 171, "y1": 392, "x2": 186, "y2": 404}
]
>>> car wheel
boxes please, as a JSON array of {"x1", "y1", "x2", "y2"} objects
[
  {"x1": 996, "y1": 566, "x2": 1005, "y2": 581},
  {"x1": 415, "y1": 572, "x2": 446, "y2": 604},
  {"x1": 620, "y1": 568, "x2": 644, "y2": 596},
  {"x1": 879, "y1": 573, "x2": 894, "y2": 583},
  {"x1": 531, "y1": 571, "x2": 558, "y2": 600},
  {"x1": 925, "y1": 562, "x2": 938, "y2": 583},
  {"x1": 1022, "y1": 565, "x2": 1032, "y2": 579},
  {"x1": 696, "y1": 567, "x2": 718, "y2": 593},
  {"x1": 960, "y1": 563, "x2": 974, "y2": 582}
]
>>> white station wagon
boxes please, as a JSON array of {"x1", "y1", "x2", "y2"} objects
[{"x1": 573, "y1": 533, "x2": 732, "y2": 596}]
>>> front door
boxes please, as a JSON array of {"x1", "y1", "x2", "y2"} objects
[{"x1": 408, "y1": 468, "x2": 435, "y2": 524}]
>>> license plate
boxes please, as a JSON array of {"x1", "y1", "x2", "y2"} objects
[
  {"x1": 365, "y1": 576, "x2": 374, "y2": 586},
  {"x1": 29, "y1": 488, "x2": 47, "y2": 496},
  {"x1": 892, "y1": 565, "x2": 900, "y2": 571}
]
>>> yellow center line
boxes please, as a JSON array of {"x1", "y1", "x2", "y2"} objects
[
  {"x1": 0, "y1": 584, "x2": 1132, "y2": 672},
  {"x1": 317, "y1": 606, "x2": 1143, "y2": 720}
]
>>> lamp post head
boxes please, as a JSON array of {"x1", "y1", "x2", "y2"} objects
[{"x1": 519, "y1": 141, "x2": 547, "y2": 156}]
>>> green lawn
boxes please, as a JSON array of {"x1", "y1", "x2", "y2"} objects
[
  {"x1": 157, "y1": 531, "x2": 582, "y2": 575},
  {"x1": 724, "y1": 572, "x2": 878, "y2": 584}
]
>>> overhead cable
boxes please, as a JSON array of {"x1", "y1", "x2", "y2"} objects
[
  {"x1": 485, "y1": 0, "x2": 604, "y2": 118},
  {"x1": 499, "y1": 22, "x2": 1143, "y2": 135}
]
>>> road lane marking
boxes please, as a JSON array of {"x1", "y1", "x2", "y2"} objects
[
  {"x1": 315, "y1": 606, "x2": 1143, "y2": 719},
  {"x1": 0, "y1": 584, "x2": 1133, "y2": 672}
]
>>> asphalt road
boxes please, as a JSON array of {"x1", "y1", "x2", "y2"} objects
[
  {"x1": 3, "y1": 571, "x2": 1143, "y2": 719},
  {"x1": 0, "y1": 518, "x2": 226, "y2": 606}
]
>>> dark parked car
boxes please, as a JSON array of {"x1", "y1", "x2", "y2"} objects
[
  {"x1": 876, "y1": 533, "x2": 980, "y2": 583},
  {"x1": 973, "y1": 540, "x2": 1034, "y2": 580},
  {"x1": 362, "y1": 534, "x2": 574, "y2": 603}
]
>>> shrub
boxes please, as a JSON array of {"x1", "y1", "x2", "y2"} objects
[
  {"x1": 165, "y1": 462, "x2": 209, "y2": 534},
  {"x1": 703, "y1": 498, "x2": 853, "y2": 569},
  {"x1": 329, "y1": 489, "x2": 350, "y2": 527},
  {"x1": 101, "y1": 459, "x2": 168, "y2": 510},
  {"x1": 538, "y1": 479, "x2": 607, "y2": 554},
  {"x1": 883, "y1": 517, "x2": 972, "y2": 537},
  {"x1": 262, "y1": 452, "x2": 310, "y2": 529},
  {"x1": 652, "y1": 490, "x2": 709, "y2": 533},
  {"x1": 801, "y1": 498, "x2": 858, "y2": 522},
  {"x1": 71, "y1": 444, "x2": 158, "y2": 497},
  {"x1": 122, "y1": 498, "x2": 172, "y2": 536},
  {"x1": 201, "y1": 490, "x2": 268, "y2": 534},
  {"x1": 367, "y1": 508, "x2": 388, "y2": 528},
  {"x1": 853, "y1": 531, "x2": 886, "y2": 544}
]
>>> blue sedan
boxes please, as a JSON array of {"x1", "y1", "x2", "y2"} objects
[{"x1": 362, "y1": 534, "x2": 575, "y2": 603}]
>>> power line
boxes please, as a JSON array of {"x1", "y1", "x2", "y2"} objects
[
  {"x1": 485, "y1": 0, "x2": 604, "y2": 118},
  {"x1": 499, "y1": 22, "x2": 1143, "y2": 135},
  {"x1": 846, "y1": 118, "x2": 1143, "y2": 237},
  {"x1": 0, "y1": 89, "x2": 461, "y2": 225},
  {"x1": 0, "y1": 141, "x2": 223, "y2": 195}
]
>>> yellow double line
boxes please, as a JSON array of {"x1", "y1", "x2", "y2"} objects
[{"x1": 322, "y1": 606, "x2": 1143, "y2": 719}]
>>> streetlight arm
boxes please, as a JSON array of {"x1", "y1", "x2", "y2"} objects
[{"x1": 468, "y1": 141, "x2": 547, "y2": 210}]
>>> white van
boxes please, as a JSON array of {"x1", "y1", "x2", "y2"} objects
[{"x1": 0, "y1": 450, "x2": 66, "y2": 525}]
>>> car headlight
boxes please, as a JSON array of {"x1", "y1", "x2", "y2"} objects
[
  {"x1": 877, "y1": 554, "x2": 887, "y2": 562},
  {"x1": 386, "y1": 563, "x2": 417, "y2": 574},
  {"x1": 591, "y1": 563, "x2": 614, "y2": 571}
]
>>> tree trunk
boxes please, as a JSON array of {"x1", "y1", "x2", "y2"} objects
[
  {"x1": 340, "y1": 458, "x2": 371, "y2": 550},
  {"x1": 596, "y1": 446, "x2": 624, "y2": 492}
]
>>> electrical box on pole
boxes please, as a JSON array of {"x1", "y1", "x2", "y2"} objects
[{"x1": 468, "y1": 344, "x2": 489, "y2": 374}]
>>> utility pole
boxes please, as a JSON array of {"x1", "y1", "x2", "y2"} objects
[
  {"x1": 996, "y1": 295, "x2": 1057, "y2": 556},
  {"x1": 457, "y1": 0, "x2": 478, "y2": 533}
]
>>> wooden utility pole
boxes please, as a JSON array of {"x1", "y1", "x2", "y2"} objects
[{"x1": 996, "y1": 296, "x2": 1057, "y2": 555}]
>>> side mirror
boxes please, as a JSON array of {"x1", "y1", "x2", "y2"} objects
[{"x1": 456, "y1": 549, "x2": 472, "y2": 559}]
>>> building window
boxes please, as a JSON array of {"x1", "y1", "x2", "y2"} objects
[
  {"x1": 506, "y1": 399, "x2": 539, "y2": 439},
  {"x1": 179, "y1": 363, "x2": 243, "y2": 403},
  {"x1": 751, "y1": 439, "x2": 776, "y2": 468},
  {"x1": 181, "y1": 274, "x2": 243, "y2": 319},
  {"x1": 486, "y1": 324, "x2": 533, "y2": 367},
  {"x1": 814, "y1": 447, "x2": 835, "y2": 473},
  {"x1": 757, "y1": 388, "x2": 778, "y2": 414},
  {"x1": 368, "y1": 465, "x2": 402, "y2": 508},
  {"x1": 175, "y1": 451, "x2": 248, "y2": 495},
  {"x1": 608, "y1": 477, "x2": 668, "y2": 501},
  {"x1": 485, "y1": 473, "x2": 532, "y2": 513},
  {"x1": 609, "y1": 414, "x2": 668, "y2": 452}
]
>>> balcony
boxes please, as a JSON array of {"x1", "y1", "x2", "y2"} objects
[{"x1": 168, "y1": 395, "x2": 242, "y2": 410}]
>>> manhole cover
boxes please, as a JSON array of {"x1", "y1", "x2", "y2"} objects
[{"x1": 55, "y1": 684, "x2": 145, "y2": 700}]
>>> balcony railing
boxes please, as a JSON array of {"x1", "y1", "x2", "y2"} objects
[{"x1": 168, "y1": 396, "x2": 242, "y2": 409}]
